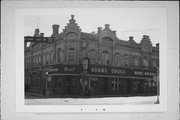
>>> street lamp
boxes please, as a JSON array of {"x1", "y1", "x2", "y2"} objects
[{"x1": 45, "y1": 72, "x2": 49, "y2": 96}]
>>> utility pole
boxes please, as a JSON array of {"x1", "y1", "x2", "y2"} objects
[{"x1": 154, "y1": 67, "x2": 159, "y2": 104}]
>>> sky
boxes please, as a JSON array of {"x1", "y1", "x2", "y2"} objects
[{"x1": 24, "y1": 8, "x2": 166, "y2": 46}]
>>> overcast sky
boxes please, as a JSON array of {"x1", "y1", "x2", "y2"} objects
[{"x1": 24, "y1": 8, "x2": 166, "y2": 46}]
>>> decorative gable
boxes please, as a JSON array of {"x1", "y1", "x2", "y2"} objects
[{"x1": 63, "y1": 15, "x2": 81, "y2": 34}]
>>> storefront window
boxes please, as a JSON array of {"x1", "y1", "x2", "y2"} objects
[
  {"x1": 144, "y1": 79, "x2": 157, "y2": 90},
  {"x1": 55, "y1": 78, "x2": 61, "y2": 88},
  {"x1": 90, "y1": 77, "x2": 98, "y2": 89},
  {"x1": 111, "y1": 78, "x2": 121, "y2": 91}
]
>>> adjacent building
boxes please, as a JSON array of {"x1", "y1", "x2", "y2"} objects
[{"x1": 25, "y1": 15, "x2": 159, "y2": 97}]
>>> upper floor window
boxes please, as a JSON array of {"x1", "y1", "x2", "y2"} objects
[
  {"x1": 50, "y1": 50, "x2": 55, "y2": 63},
  {"x1": 46, "y1": 52, "x2": 50, "y2": 64},
  {"x1": 134, "y1": 57, "x2": 138, "y2": 66},
  {"x1": 43, "y1": 54, "x2": 46, "y2": 65},
  {"x1": 124, "y1": 55, "x2": 129, "y2": 66},
  {"x1": 143, "y1": 58, "x2": 149, "y2": 68},
  {"x1": 57, "y1": 48, "x2": 62, "y2": 63},
  {"x1": 38, "y1": 55, "x2": 41, "y2": 64},
  {"x1": 89, "y1": 49, "x2": 96, "y2": 64},
  {"x1": 102, "y1": 50, "x2": 110, "y2": 65},
  {"x1": 68, "y1": 48, "x2": 75, "y2": 63},
  {"x1": 152, "y1": 59, "x2": 158, "y2": 68},
  {"x1": 114, "y1": 53, "x2": 120, "y2": 66}
]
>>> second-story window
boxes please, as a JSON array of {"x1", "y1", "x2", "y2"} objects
[
  {"x1": 50, "y1": 50, "x2": 55, "y2": 63},
  {"x1": 57, "y1": 48, "x2": 62, "y2": 63},
  {"x1": 134, "y1": 57, "x2": 139, "y2": 67},
  {"x1": 102, "y1": 50, "x2": 109, "y2": 65},
  {"x1": 89, "y1": 49, "x2": 96, "y2": 64},
  {"x1": 152, "y1": 59, "x2": 158, "y2": 68},
  {"x1": 115, "y1": 53, "x2": 120, "y2": 66},
  {"x1": 143, "y1": 58, "x2": 149, "y2": 68},
  {"x1": 46, "y1": 52, "x2": 50, "y2": 64},
  {"x1": 36, "y1": 55, "x2": 38, "y2": 65},
  {"x1": 38, "y1": 55, "x2": 41, "y2": 65},
  {"x1": 68, "y1": 48, "x2": 75, "y2": 63},
  {"x1": 43, "y1": 54, "x2": 46, "y2": 65}
]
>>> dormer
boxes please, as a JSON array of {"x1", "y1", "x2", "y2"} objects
[{"x1": 98, "y1": 24, "x2": 117, "y2": 44}]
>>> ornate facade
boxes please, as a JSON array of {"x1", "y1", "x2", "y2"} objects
[{"x1": 25, "y1": 15, "x2": 159, "y2": 96}]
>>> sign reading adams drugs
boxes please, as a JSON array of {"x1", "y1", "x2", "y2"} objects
[
  {"x1": 24, "y1": 37, "x2": 54, "y2": 43},
  {"x1": 48, "y1": 64, "x2": 156, "y2": 78},
  {"x1": 89, "y1": 64, "x2": 156, "y2": 78}
]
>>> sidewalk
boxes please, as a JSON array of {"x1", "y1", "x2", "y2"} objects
[
  {"x1": 25, "y1": 96, "x2": 158, "y2": 105},
  {"x1": 25, "y1": 91, "x2": 157, "y2": 99}
]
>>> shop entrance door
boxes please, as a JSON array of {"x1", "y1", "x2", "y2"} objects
[
  {"x1": 103, "y1": 78, "x2": 108, "y2": 95},
  {"x1": 67, "y1": 77, "x2": 72, "y2": 95},
  {"x1": 127, "y1": 79, "x2": 132, "y2": 94}
]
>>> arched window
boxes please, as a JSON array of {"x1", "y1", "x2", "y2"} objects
[{"x1": 68, "y1": 48, "x2": 75, "y2": 63}]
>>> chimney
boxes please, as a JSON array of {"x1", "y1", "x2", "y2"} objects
[
  {"x1": 129, "y1": 36, "x2": 133, "y2": 41},
  {"x1": 143, "y1": 35, "x2": 149, "y2": 40},
  {"x1": 97, "y1": 27, "x2": 102, "y2": 34},
  {"x1": 71, "y1": 15, "x2": 75, "y2": 20},
  {"x1": 156, "y1": 43, "x2": 159, "y2": 47},
  {"x1": 52, "y1": 24, "x2": 59, "y2": 34},
  {"x1": 34, "y1": 28, "x2": 40, "y2": 37},
  {"x1": 40, "y1": 33, "x2": 44, "y2": 37},
  {"x1": 105, "y1": 24, "x2": 110, "y2": 29}
]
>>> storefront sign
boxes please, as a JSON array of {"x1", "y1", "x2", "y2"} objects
[
  {"x1": 24, "y1": 37, "x2": 54, "y2": 43},
  {"x1": 48, "y1": 68, "x2": 59, "y2": 72},
  {"x1": 89, "y1": 65, "x2": 156, "y2": 78},
  {"x1": 64, "y1": 67, "x2": 76, "y2": 72},
  {"x1": 48, "y1": 64, "x2": 156, "y2": 78},
  {"x1": 48, "y1": 65, "x2": 82, "y2": 74}
]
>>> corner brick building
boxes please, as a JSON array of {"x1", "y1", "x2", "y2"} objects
[{"x1": 25, "y1": 15, "x2": 159, "y2": 97}]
